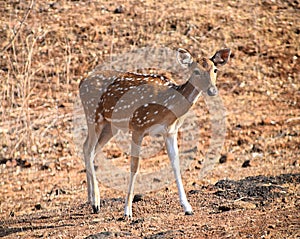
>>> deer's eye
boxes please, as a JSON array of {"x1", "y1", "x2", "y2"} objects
[
  {"x1": 194, "y1": 70, "x2": 201, "y2": 75},
  {"x1": 214, "y1": 69, "x2": 218, "y2": 73}
]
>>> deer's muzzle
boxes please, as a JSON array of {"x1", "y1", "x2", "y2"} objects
[{"x1": 207, "y1": 86, "x2": 218, "y2": 96}]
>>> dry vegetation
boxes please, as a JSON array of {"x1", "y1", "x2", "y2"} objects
[{"x1": 0, "y1": 0, "x2": 299, "y2": 238}]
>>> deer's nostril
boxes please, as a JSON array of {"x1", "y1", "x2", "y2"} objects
[{"x1": 207, "y1": 86, "x2": 218, "y2": 96}]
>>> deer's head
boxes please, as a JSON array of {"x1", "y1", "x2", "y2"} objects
[{"x1": 177, "y1": 48, "x2": 231, "y2": 96}]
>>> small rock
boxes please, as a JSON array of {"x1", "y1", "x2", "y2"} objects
[
  {"x1": 292, "y1": 160, "x2": 299, "y2": 167},
  {"x1": 237, "y1": 138, "x2": 245, "y2": 146},
  {"x1": 219, "y1": 155, "x2": 227, "y2": 164},
  {"x1": 34, "y1": 204, "x2": 42, "y2": 210},
  {"x1": 170, "y1": 24, "x2": 177, "y2": 30},
  {"x1": 268, "y1": 224, "x2": 276, "y2": 229},
  {"x1": 251, "y1": 144, "x2": 263, "y2": 153},
  {"x1": 282, "y1": 197, "x2": 288, "y2": 203},
  {"x1": 111, "y1": 151, "x2": 122, "y2": 158},
  {"x1": 49, "y1": 2, "x2": 59, "y2": 10},
  {"x1": 219, "y1": 153, "x2": 234, "y2": 164},
  {"x1": 130, "y1": 218, "x2": 144, "y2": 225},
  {"x1": 40, "y1": 164, "x2": 50, "y2": 170},
  {"x1": 234, "y1": 201, "x2": 256, "y2": 210},
  {"x1": 0, "y1": 157, "x2": 9, "y2": 165},
  {"x1": 218, "y1": 205, "x2": 231, "y2": 212},
  {"x1": 114, "y1": 6, "x2": 124, "y2": 14},
  {"x1": 242, "y1": 160, "x2": 251, "y2": 168},
  {"x1": 188, "y1": 190, "x2": 201, "y2": 195},
  {"x1": 133, "y1": 194, "x2": 143, "y2": 203},
  {"x1": 55, "y1": 188, "x2": 66, "y2": 195}
]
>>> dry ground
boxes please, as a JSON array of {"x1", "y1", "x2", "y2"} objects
[{"x1": 0, "y1": 0, "x2": 299, "y2": 238}]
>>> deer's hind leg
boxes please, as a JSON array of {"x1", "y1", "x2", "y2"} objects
[{"x1": 83, "y1": 122, "x2": 113, "y2": 213}]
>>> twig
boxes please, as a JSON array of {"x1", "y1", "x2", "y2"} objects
[
  {"x1": 234, "y1": 197, "x2": 249, "y2": 202},
  {"x1": 1, "y1": 0, "x2": 35, "y2": 53},
  {"x1": 286, "y1": 117, "x2": 300, "y2": 123}
]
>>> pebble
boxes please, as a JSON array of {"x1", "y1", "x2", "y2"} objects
[
  {"x1": 242, "y1": 160, "x2": 251, "y2": 168},
  {"x1": 133, "y1": 194, "x2": 143, "y2": 203},
  {"x1": 219, "y1": 153, "x2": 234, "y2": 164},
  {"x1": 233, "y1": 200, "x2": 257, "y2": 210}
]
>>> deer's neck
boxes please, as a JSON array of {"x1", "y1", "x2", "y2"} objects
[
  {"x1": 177, "y1": 78, "x2": 201, "y2": 105},
  {"x1": 178, "y1": 74, "x2": 201, "y2": 106},
  {"x1": 162, "y1": 77, "x2": 201, "y2": 121}
]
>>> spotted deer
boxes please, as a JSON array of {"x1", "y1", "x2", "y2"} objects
[{"x1": 79, "y1": 48, "x2": 231, "y2": 218}]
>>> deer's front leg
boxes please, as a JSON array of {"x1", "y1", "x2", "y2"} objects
[
  {"x1": 165, "y1": 132, "x2": 193, "y2": 215},
  {"x1": 124, "y1": 132, "x2": 143, "y2": 218}
]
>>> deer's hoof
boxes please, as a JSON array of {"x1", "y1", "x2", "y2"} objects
[
  {"x1": 123, "y1": 214, "x2": 133, "y2": 221},
  {"x1": 185, "y1": 211, "x2": 194, "y2": 215},
  {"x1": 92, "y1": 205, "x2": 100, "y2": 214}
]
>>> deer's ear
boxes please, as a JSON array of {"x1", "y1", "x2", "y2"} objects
[
  {"x1": 177, "y1": 48, "x2": 193, "y2": 67},
  {"x1": 210, "y1": 48, "x2": 231, "y2": 66}
]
